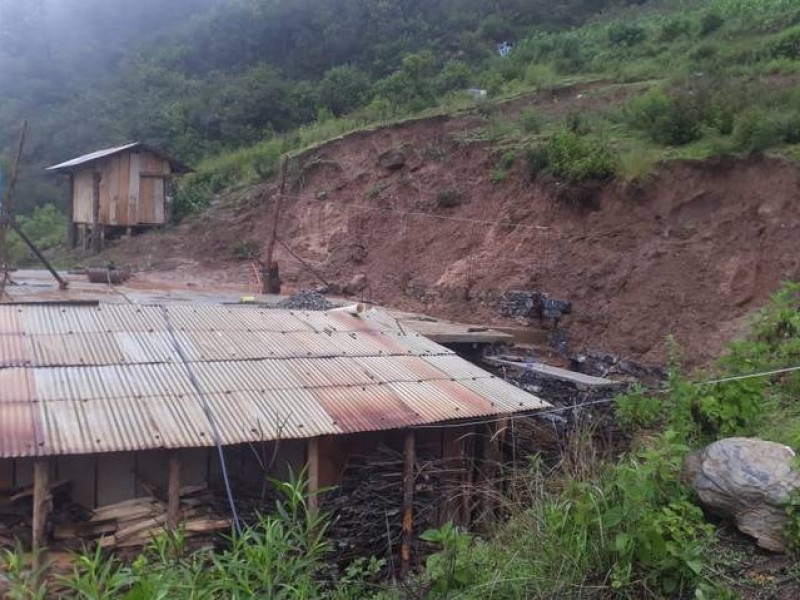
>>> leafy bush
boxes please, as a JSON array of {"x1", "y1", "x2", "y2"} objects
[
  {"x1": 625, "y1": 88, "x2": 702, "y2": 146},
  {"x1": 435, "y1": 187, "x2": 463, "y2": 208},
  {"x1": 607, "y1": 23, "x2": 647, "y2": 47},
  {"x1": 6, "y1": 204, "x2": 67, "y2": 268},
  {"x1": 771, "y1": 24, "x2": 800, "y2": 59},
  {"x1": 700, "y1": 11, "x2": 725, "y2": 36},
  {"x1": 528, "y1": 130, "x2": 617, "y2": 183},
  {"x1": 732, "y1": 111, "x2": 787, "y2": 152},
  {"x1": 616, "y1": 384, "x2": 663, "y2": 431},
  {"x1": 659, "y1": 17, "x2": 694, "y2": 42}
]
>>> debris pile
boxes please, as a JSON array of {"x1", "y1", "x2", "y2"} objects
[
  {"x1": 323, "y1": 445, "x2": 464, "y2": 567},
  {"x1": 53, "y1": 486, "x2": 229, "y2": 551},
  {"x1": 571, "y1": 349, "x2": 666, "y2": 382},
  {"x1": 276, "y1": 290, "x2": 335, "y2": 311},
  {"x1": 500, "y1": 290, "x2": 572, "y2": 323}
]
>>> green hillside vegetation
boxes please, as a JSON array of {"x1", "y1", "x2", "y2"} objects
[{"x1": 175, "y1": 0, "x2": 800, "y2": 216}]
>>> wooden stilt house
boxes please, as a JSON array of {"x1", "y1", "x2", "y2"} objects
[{"x1": 47, "y1": 143, "x2": 191, "y2": 251}]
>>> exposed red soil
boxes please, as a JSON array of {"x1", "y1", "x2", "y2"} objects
[{"x1": 101, "y1": 86, "x2": 800, "y2": 368}]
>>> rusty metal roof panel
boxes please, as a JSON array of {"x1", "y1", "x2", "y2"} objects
[
  {"x1": 0, "y1": 305, "x2": 550, "y2": 458},
  {"x1": 423, "y1": 355, "x2": 494, "y2": 380},
  {"x1": 193, "y1": 360, "x2": 301, "y2": 394},
  {"x1": 288, "y1": 357, "x2": 377, "y2": 388},
  {"x1": 0, "y1": 370, "x2": 39, "y2": 458},
  {"x1": 313, "y1": 384, "x2": 422, "y2": 433},
  {"x1": 25, "y1": 332, "x2": 178, "y2": 367},
  {"x1": 164, "y1": 305, "x2": 313, "y2": 333},
  {"x1": 205, "y1": 390, "x2": 340, "y2": 442},
  {"x1": 459, "y1": 377, "x2": 550, "y2": 412},
  {"x1": 387, "y1": 380, "x2": 496, "y2": 423}
]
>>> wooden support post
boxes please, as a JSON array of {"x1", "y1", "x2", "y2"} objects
[
  {"x1": 263, "y1": 156, "x2": 287, "y2": 295},
  {"x1": 67, "y1": 174, "x2": 76, "y2": 248},
  {"x1": 92, "y1": 172, "x2": 101, "y2": 254},
  {"x1": 401, "y1": 429, "x2": 416, "y2": 578},
  {"x1": 307, "y1": 437, "x2": 320, "y2": 515},
  {"x1": 167, "y1": 451, "x2": 181, "y2": 530},
  {"x1": 32, "y1": 459, "x2": 51, "y2": 554}
]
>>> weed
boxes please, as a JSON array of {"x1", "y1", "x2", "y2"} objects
[{"x1": 520, "y1": 108, "x2": 541, "y2": 134}]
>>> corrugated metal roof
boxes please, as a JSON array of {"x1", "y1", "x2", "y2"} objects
[
  {"x1": 46, "y1": 142, "x2": 192, "y2": 173},
  {"x1": 0, "y1": 304, "x2": 549, "y2": 458}
]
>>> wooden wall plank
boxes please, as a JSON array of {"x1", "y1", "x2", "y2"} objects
[
  {"x1": 117, "y1": 152, "x2": 131, "y2": 227},
  {"x1": 129, "y1": 152, "x2": 140, "y2": 226},
  {"x1": 73, "y1": 171, "x2": 94, "y2": 224}
]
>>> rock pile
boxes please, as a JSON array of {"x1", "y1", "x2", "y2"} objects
[
  {"x1": 500, "y1": 290, "x2": 572, "y2": 323},
  {"x1": 276, "y1": 290, "x2": 335, "y2": 311}
]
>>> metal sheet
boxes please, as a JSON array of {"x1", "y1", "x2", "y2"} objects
[
  {"x1": 313, "y1": 384, "x2": 421, "y2": 433},
  {"x1": 0, "y1": 304, "x2": 549, "y2": 458}
]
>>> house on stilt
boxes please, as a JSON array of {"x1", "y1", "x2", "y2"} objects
[{"x1": 47, "y1": 143, "x2": 191, "y2": 252}]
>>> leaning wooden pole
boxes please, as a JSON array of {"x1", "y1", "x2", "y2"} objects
[{"x1": 401, "y1": 429, "x2": 416, "y2": 577}]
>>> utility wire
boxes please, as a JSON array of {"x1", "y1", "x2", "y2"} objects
[
  {"x1": 159, "y1": 304, "x2": 243, "y2": 536},
  {"x1": 413, "y1": 362, "x2": 800, "y2": 430}
]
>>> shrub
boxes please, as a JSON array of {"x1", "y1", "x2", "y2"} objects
[
  {"x1": 520, "y1": 108, "x2": 542, "y2": 133},
  {"x1": 732, "y1": 111, "x2": 786, "y2": 152},
  {"x1": 607, "y1": 23, "x2": 647, "y2": 47},
  {"x1": 435, "y1": 187, "x2": 463, "y2": 208},
  {"x1": 531, "y1": 130, "x2": 617, "y2": 183},
  {"x1": 625, "y1": 87, "x2": 719, "y2": 146},
  {"x1": 659, "y1": 17, "x2": 694, "y2": 42},
  {"x1": 700, "y1": 11, "x2": 725, "y2": 36},
  {"x1": 772, "y1": 24, "x2": 800, "y2": 59}
]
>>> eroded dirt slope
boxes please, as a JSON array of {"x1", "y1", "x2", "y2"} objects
[{"x1": 103, "y1": 91, "x2": 800, "y2": 367}]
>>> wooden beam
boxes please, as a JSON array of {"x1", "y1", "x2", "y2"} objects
[
  {"x1": 401, "y1": 430, "x2": 416, "y2": 577},
  {"x1": 307, "y1": 438, "x2": 320, "y2": 515},
  {"x1": 32, "y1": 459, "x2": 52, "y2": 552},
  {"x1": 167, "y1": 452, "x2": 181, "y2": 530}
]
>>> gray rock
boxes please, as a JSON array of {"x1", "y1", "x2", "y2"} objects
[
  {"x1": 377, "y1": 150, "x2": 405, "y2": 171},
  {"x1": 684, "y1": 438, "x2": 800, "y2": 552}
]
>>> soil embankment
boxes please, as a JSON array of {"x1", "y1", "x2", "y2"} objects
[{"x1": 103, "y1": 95, "x2": 800, "y2": 367}]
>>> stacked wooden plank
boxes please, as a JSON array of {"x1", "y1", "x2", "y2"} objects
[{"x1": 52, "y1": 486, "x2": 230, "y2": 550}]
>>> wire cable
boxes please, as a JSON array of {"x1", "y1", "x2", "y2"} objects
[
  {"x1": 159, "y1": 304, "x2": 243, "y2": 536},
  {"x1": 281, "y1": 191, "x2": 552, "y2": 232}
]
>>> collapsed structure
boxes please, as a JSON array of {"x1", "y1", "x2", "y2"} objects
[{"x1": 0, "y1": 298, "x2": 549, "y2": 567}]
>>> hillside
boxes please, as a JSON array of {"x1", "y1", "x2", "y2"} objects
[{"x1": 101, "y1": 82, "x2": 800, "y2": 367}]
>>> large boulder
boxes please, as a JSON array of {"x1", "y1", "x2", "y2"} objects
[{"x1": 684, "y1": 438, "x2": 800, "y2": 552}]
